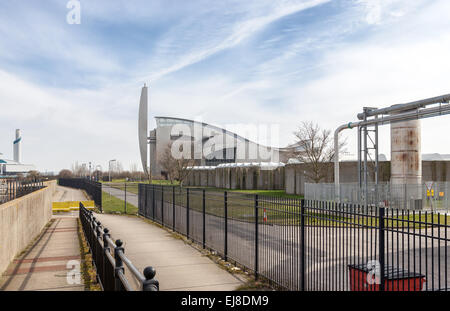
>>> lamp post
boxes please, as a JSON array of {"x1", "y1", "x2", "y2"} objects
[
  {"x1": 95, "y1": 165, "x2": 102, "y2": 181},
  {"x1": 109, "y1": 159, "x2": 116, "y2": 182}
]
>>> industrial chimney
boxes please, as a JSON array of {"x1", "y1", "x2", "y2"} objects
[{"x1": 13, "y1": 129, "x2": 22, "y2": 163}]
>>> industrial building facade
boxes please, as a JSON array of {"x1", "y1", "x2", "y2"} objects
[{"x1": 149, "y1": 117, "x2": 291, "y2": 177}]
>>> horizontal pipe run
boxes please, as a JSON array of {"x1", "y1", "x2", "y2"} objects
[
  {"x1": 335, "y1": 103, "x2": 450, "y2": 199},
  {"x1": 357, "y1": 93, "x2": 450, "y2": 120}
]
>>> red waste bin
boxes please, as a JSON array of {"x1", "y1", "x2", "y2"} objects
[{"x1": 348, "y1": 264, "x2": 426, "y2": 291}]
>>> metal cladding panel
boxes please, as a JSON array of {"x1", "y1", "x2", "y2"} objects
[{"x1": 138, "y1": 86, "x2": 148, "y2": 177}]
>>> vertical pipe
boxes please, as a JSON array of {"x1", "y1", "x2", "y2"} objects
[
  {"x1": 357, "y1": 126, "x2": 362, "y2": 202},
  {"x1": 374, "y1": 117, "x2": 379, "y2": 211}
]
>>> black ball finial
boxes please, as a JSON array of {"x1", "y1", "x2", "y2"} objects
[
  {"x1": 103, "y1": 228, "x2": 109, "y2": 234},
  {"x1": 143, "y1": 266, "x2": 156, "y2": 280},
  {"x1": 116, "y1": 239, "x2": 123, "y2": 247}
]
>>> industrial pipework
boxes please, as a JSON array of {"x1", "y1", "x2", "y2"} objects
[{"x1": 334, "y1": 94, "x2": 450, "y2": 200}]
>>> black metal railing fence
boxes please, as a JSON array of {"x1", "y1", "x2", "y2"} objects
[
  {"x1": 79, "y1": 203, "x2": 158, "y2": 291},
  {"x1": 59, "y1": 178, "x2": 102, "y2": 209},
  {"x1": 0, "y1": 178, "x2": 45, "y2": 204},
  {"x1": 138, "y1": 184, "x2": 450, "y2": 291}
]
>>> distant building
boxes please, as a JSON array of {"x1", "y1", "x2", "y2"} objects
[
  {"x1": 149, "y1": 117, "x2": 295, "y2": 177},
  {"x1": 0, "y1": 129, "x2": 36, "y2": 177}
]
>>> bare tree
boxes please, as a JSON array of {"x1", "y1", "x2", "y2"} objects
[
  {"x1": 58, "y1": 169, "x2": 73, "y2": 179},
  {"x1": 291, "y1": 121, "x2": 346, "y2": 183},
  {"x1": 27, "y1": 170, "x2": 41, "y2": 181},
  {"x1": 158, "y1": 143, "x2": 195, "y2": 186}
]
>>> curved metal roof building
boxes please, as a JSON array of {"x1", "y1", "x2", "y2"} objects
[{"x1": 149, "y1": 116, "x2": 291, "y2": 177}]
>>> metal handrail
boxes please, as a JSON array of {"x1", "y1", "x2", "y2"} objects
[
  {"x1": 118, "y1": 251, "x2": 146, "y2": 284},
  {"x1": 79, "y1": 203, "x2": 159, "y2": 291}
]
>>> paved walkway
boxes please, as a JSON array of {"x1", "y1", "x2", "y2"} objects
[
  {"x1": 94, "y1": 213, "x2": 243, "y2": 291},
  {"x1": 0, "y1": 185, "x2": 87, "y2": 291},
  {"x1": 0, "y1": 217, "x2": 84, "y2": 291}
]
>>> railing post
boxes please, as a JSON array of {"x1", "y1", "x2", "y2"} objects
[
  {"x1": 95, "y1": 221, "x2": 102, "y2": 270},
  {"x1": 186, "y1": 188, "x2": 190, "y2": 239},
  {"x1": 378, "y1": 207, "x2": 385, "y2": 291},
  {"x1": 152, "y1": 186, "x2": 155, "y2": 220},
  {"x1": 91, "y1": 217, "x2": 97, "y2": 256},
  {"x1": 142, "y1": 267, "x2": 159, "y2": 291},
  {"x1": 300, "y1": 199, "x2": 305, "y2": 291},
  {"x1": 224, "y1": 191, "x2": 228, "y2": 261},
  {"x1": 114, "y1": 239, "x2": 125, "y2": 291},
  {"x1": 102, "y1": 228, "x2": 110, "y2": 290},
  {"x1": 161, "y1": 186, "x2": 164, "y2": 225},
  {"x1": 255, "y1": 194, "x2": 259, "y2": 280},
  {"x1": 173, "y1": 186, "x2": 176, "y2": 231},
  {"x1": 202, "y1": 189, "x2": 206, "y2": 249},
  {"x1": 124, "y1": 182, "x2": 127, "y2": 214}
]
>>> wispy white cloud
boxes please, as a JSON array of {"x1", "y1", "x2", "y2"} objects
[
  {"x1": 139, "y1": 0, "x2": 330, "y2": 82},
  {"x1": 1, "y1": 0, "x2": 450, "y2": 172}
]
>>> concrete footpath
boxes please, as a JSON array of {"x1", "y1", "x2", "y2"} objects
[
  {"x1": 0, "y1": 185, "x2": 87, "y2": 291},
  {"x1": 94, "y1": 213, "x2": 244, "y2": 291}
]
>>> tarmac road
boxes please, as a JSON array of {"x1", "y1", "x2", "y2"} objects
[{"x1": 104, "y1": 185, "x2": 450, "y2": 291}]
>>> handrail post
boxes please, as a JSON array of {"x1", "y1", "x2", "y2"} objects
[
  {"x1": 102, "y1": 228, "x2": 110, "y2": 290},
  {"x1": 114, "y1": 239, "x2": 125, "y2": 291},
  {"x1": 95, "y1": 220, "x2": 102, "y2": 270},
  {"x1": 142, "y1": 267, "x2": 159, "y2": 291}
]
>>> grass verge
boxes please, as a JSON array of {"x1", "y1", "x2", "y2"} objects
[
  {"x1": 77, "y1": 218, "x2": 101, "y2": 291},
  {"x1": 101, "y1": 191, "x2": 138, "y2": 215}
]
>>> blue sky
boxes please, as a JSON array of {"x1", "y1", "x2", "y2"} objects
[{"x1": 0, "y1": 0, "x2": 450, "y2": 173}]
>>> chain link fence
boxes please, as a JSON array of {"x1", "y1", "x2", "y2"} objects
[{"x1": 305, "y1": 182, "x2": 450, "y2": 212}]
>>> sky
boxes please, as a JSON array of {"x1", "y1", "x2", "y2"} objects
[{"x1": 0, "y1": 0, "x2": 450, "y2": 173}]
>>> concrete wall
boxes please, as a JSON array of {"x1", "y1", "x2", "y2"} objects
[
  {"x1": 0, "y1": 180, "x2": 56, "y2": 276},
  {"x1": 286, "y1": 160, "x2": 450, "y2": 196}
]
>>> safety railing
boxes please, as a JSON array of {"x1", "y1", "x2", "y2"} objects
[
  {"x1": 0, "y1": 178, "x2": 45, "y2": 204},
  {"x1": 59, "y1": 178, "x2": 102, "y2": 210},
  {"x1": 79, "y1": 202, "x2": 159, "y2": 291},
  {"x1": 138, "y1": 184, "x2": 450, "y2": 291}
]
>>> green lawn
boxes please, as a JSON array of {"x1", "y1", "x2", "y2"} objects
[
  {"x1": 101, "y1": 191, "x2": 138, "y2": 215},
  {"x1": 102, "y1": 179, "x2": 179, "y2": 185},
  {"x1": 190, "y1": 187, "x2": 304, "y2": 199},
  {"x1": 101, "y1": 184, "x2": 450, "y2": 228}
]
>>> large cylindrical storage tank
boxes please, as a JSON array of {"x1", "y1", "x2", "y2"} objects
[
  {"x1": 390, "y1": 118, "x2": 421, "y2": 184},
  {"x1": 390, "y1": 112, "x2": 422, "y2": 209}
]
